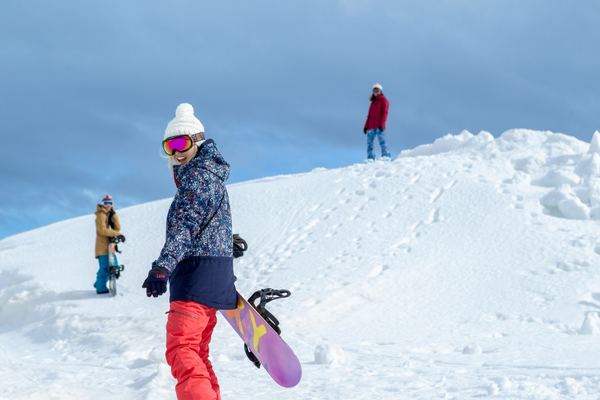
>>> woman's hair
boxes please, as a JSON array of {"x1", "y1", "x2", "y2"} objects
[
  {"x1": 107, "y1": 208, "x2": 116, "y2": 229},
  {"x1": 167, "y1": 156, "x2": 175, "y2": 173}
]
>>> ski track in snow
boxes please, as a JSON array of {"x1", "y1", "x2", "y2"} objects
[{"x1": 3, "y1": 129, "x2": 600, "y2": 399}]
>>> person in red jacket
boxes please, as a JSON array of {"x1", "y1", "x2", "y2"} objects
[{"x1": 363, "y1": 83, "x2": 391, "y2": 160}]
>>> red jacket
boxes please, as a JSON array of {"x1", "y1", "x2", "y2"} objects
[{"x1": 364, "y1": 94, "x2": 389, "y2": 131}]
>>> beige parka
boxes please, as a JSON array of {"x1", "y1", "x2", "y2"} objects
[{"x1": 95, "y1": 205, "x2": 122, "y2": 258}]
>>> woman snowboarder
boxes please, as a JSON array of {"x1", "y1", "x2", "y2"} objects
[
  {"x1": 143, "y1": 103, "x2": 237, "y2": 400},
  {"x1": 94, "y1": 194, "x2": 124, "y2": 294}
]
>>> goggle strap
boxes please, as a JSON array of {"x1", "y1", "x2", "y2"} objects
[
  {"x1": 191, "y1": 132, "x2": 204, "y2": 142},
  {"x1": 164, "y1": 132, "x2": 204, "y2": 144}
]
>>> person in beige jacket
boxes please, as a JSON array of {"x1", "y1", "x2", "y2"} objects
[{"x1": 94, "y1": 194, "x2": 124, "y2": 294}]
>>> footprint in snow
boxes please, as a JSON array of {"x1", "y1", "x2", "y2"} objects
[
  {"x1": 374, "y1": 170, "x2": 391, "y2": 178},
  {"x1": 445, "y1": 180, "x2": 458, "y2": 190},
  {"x1": 424, "y1": 208, "x2": 441, "y2": 224},
  {"x1": 309, "y1": 204, "x2": 322, "y2": 212},
  {"x1": 578, "y1": 293, "x2": 600, "y2": 310},
  {"x1": 409, "y1": 175, "x2": 421, "y2": 184},
  {"x1": 429, "y1": 188, "x2": 443, "y2": 204},
  {"x1": 367, "y1": 264, "x2": 390, "y2": 278},
  {"x1": 556, "y1": 260, "x2": 590, "y2": 272},
  {"x1": 391, "y1": 241, "x2": 411, "y2": 254}
]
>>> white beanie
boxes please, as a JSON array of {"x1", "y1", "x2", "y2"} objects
[
  {"x1": 164, "y1": 103, "x2": 205, "y2": 141},
  {"x1": 372, "y1": 83, "x2": 383, "y2": 91}
]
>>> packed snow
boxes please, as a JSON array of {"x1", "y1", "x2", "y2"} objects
[{"x1": 2, "y1": 129, "x2": 600, "y2": 399}]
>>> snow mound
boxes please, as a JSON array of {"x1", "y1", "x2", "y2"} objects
[
  {"x1": 462, "y1": 343, "x2": 483, "y2": 355},
  {"x1": 399, "y1": 130, "x2": 494, "y2": 157},
  {"x1": 401, "y1": 127, "x2": 600, "y2": 220},
  {"x1": 313, "y1": 343, "x2": 346, "y2": 365},
  {"x1": 0, "y1": 270, "x2": 58, "y2": 334},
  {"x1": 588, "y1": 131, "x2": 600, "y2": 154},
  {"x1": 2, "y1": 128, "x2": 600, "y2": 399},
  {"x1": 526, "y1": 131, "x2": 600, "y2": 220},
  {"x1": 580, "y1": 312, "x2": 600, "y2": 335}
]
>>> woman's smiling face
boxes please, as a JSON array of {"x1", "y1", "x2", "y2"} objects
[{"x1": 172, "y1": 143, "x2": 198, "y2": 165}]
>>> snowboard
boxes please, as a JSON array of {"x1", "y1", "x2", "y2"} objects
[{"x1": 220, "y1": 292, "x2": 302, "y2": 388}]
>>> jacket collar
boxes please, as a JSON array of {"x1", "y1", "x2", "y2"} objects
[{"x1": 173, "y1": 139, "x2": 231, "y2": 184}]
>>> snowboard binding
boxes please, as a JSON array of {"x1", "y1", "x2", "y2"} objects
[
  {"x1": 109, "y1": 234, "x2": 126, "y2": 253},
  {"x1": 109, "y1": 265, "x2": 125, "y2": 279},
  {"x1": 244, "y1": 288, "x2": 292, "y2": 368}
]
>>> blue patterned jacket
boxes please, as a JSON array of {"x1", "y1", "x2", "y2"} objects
[{"x1": 152, "y1": 139, "x2": 237, "y2": 309}]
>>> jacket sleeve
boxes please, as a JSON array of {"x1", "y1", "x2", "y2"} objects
[
  {"x1": 380, "y1": 98, "x2": 389, "y2": 130},
  {"x1": 96, "y1": 213, "x2": 121, "y2": 238},
  {"x1": 152, "y1": 171, "x2": 211, "y2": 274}
]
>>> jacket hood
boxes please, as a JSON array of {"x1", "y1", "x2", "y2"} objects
[{"x1": 173, "y1": 139, "x2": 230, "y2": 183}]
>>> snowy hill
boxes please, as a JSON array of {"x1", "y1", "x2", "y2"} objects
[{"x1": 2, "y1": 129, "x2": 600, "y2": 399}]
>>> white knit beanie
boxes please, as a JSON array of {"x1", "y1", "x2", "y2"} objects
[
  {"x1": 372, "y1": 83, "x2": 383, "y2": 91},
  {"x1": 164, "y1": 103, "x2": 205, "y2": 141}
]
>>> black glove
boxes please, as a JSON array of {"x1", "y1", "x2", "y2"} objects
[
  {"x1": 116, "y1": 234, "x2": 126, "y2": 243},
  {"x1": 363, "y1": 128, "x2": 367, "y2": 134},
  {"x1": 233, "y1": 234, "x2": 248, "y2": 258},
  {"x1": 142, "y1": 267, "x2": 169, "y2": 297}
]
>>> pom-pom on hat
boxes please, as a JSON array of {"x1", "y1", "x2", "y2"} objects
[
  {"x1": 372, "y1": 83, "x2": 383, "y2": 91},
  {"x1": 164, "y1": 103, "x2": 205, "y2": 141},
  {"x1": 99, "y1": 194, "x2": 113, "y2": 206}
]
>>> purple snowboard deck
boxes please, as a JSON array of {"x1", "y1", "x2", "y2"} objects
[{"x1": 221, "y1": 292, "x2": 302, "y2": 388}]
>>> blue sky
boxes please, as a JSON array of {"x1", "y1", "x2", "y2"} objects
[{"x1": 1, "y1": 0, "x2": 599, "y2": 238}]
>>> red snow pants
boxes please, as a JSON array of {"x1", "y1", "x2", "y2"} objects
[{"x1": 166, "y1": 300, "x2": 220, "y2": 400}]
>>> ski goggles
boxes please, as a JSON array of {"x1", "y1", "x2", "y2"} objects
[
  {"x1": 99, "y1": 195, "x2": 113, "y2": 206},
  {"x1": 162, "y1": 133, "x2": 203, "y2": 156}
]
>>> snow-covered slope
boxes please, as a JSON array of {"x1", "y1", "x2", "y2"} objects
[{"x1": 2, "y1": 129, "x2": 600, "y2": 399}]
